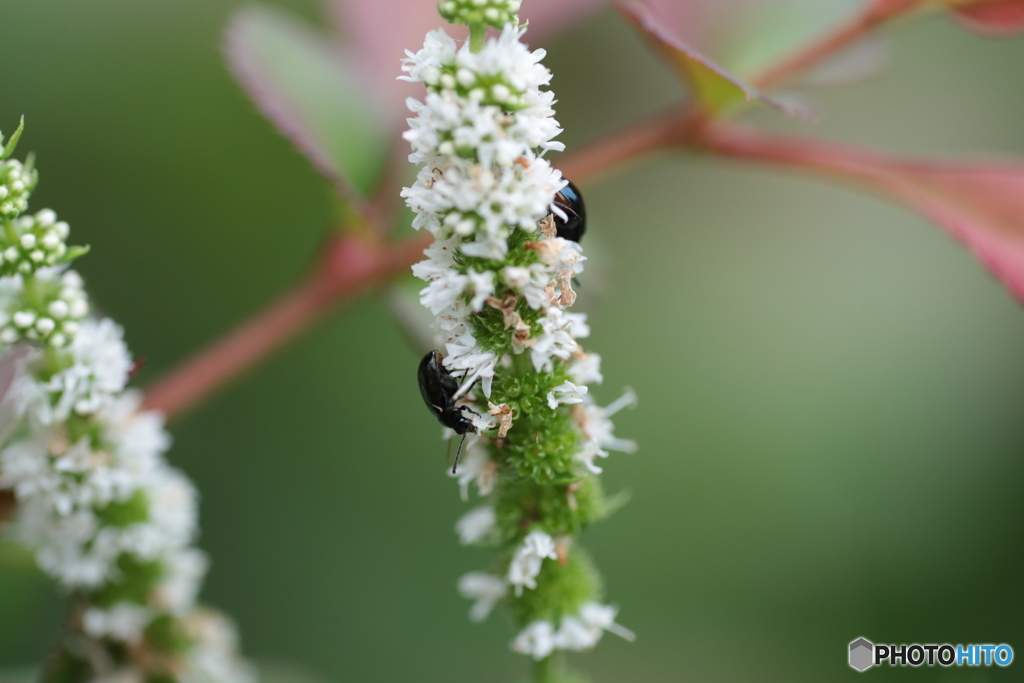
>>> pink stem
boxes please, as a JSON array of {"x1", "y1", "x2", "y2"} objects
[
  {"x1": 697, "y1": 123, "x2": 897, "y2": 185},
  {"x1": 142, "y1": 233, "x2": 430, "y2": 420},
  {"x1": 558, "y1": 107, "x2": 704, "y2": 181},
  {"x1": 749, "y1": 0, "x2": 924, "y2": 90}
]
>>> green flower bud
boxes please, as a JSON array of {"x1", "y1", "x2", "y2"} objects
[
  {"x1": 0, "y1": 209, "x2": 89, "y2": 277},
  {"x1": 0, "y1": 269, "x2": 89, "y2": 347},
  {"x1": 438, "y1": 0, "x2": 521, "y2": 29}
]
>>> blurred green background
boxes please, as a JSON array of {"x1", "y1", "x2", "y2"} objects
[{"x1": 2, "y1": 1, "x2": 1024, "y2": 681}]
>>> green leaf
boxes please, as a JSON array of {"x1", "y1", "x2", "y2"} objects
[
  {"x1": 2, "y1": 117, "x2": 25, "y2": 161},
  {"x1": 225, "y1": 8, "x2": 390, "y2": 203},
  {"x1": 710, "y1": 0, "x2": 866, "y2": 78},
  {"x1": 619, "y1": 3, "x2": 812, "y2": 120},
  {"x1": 55, "y1": 244, "x2": 90, "y2": 265}
]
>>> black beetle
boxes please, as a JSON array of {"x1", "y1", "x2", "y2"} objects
[
  {"x1": 552, "y1": 180, "x2": 586, "y2": 243},
  {"x1": 418, "y1": 349, "x2": 477, "y2": 473}
]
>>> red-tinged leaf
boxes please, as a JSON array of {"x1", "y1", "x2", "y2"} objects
[
  {"x1": 703, "y1": 126, "x2": 1024, "y2": 304},
  {"x1": 225, "y1": 7, "x2": 390, "y2": 202},
  {"x1": 326, "y1": 0, "x2": 609, "y2": 117},
  {"x1": 949, "y1": 0, "x2": 1024, "y2": 34},
  {"x1": 619, "y1": 2, "x2": 813, "y2": 120}
]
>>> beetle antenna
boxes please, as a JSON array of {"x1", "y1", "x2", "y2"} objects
[{"x1": 452, "y1": 433, "x2": 468, "y2": 475}]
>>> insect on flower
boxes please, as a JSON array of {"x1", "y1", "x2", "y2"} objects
[
  {"x1": 552, "y1": 180, "x2": 586, "y2": 243},
  {"x1": 418, "y1": 349, "x2": 478, "y2": 473}
]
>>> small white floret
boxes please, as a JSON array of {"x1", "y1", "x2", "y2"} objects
[
  {"x1": 35, "y1": 318, "x2": 55, "y2": 335},
  {"x1": 511, "y1": 621, "x2": 557, "y2": 660},
  {"x1": 458, "y1": 571, "x2": 508, "y2": 622},
  {"x1": 36, "y1": 209, "x2": 57, "y2": 227},
  {"x1": 507, "y1": 530, "x2": 557, "y2": 596},
  {"x1": 48, "y1": 300, "x2": 69, "y2": 319},
  {"x1": 455, "y1": 505, "x2": 497, "y2": 545}
]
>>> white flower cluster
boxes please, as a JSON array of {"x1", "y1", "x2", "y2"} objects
[
  {"x1": 511, "y1": 602, "x2": 636, "y2": 660},
  {"x1": 456, "y1": 531, "x2": 558, "y2": 615},
  {"x1": 457, "y1": 530, "x2": 632, "y2": 658},
  {"x1": 0, "y1": 178, "x2": 251, "y2": 680},
  {"x1": 573, "y1": 388, "x2": 639, "y2": 475},
  {"x1": 89, "y1": 610, "x2": 254, "y2": 683},
  {"x1": 402, "y1": 25, "x2": 565, "y2": 256},
  {"x1": 405, "y1": 20, "x2": 637, "y2": 662},
  {"x1": 402, "y1": 26, "x2": 597, "y2": 396},
  {"x1": 3, "y1": 390, "x2": 195, "y2": 592}
]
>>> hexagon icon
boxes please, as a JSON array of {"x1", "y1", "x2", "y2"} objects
[{"x1": 849, "y1": 637, "x2": 874, "y2": 672}]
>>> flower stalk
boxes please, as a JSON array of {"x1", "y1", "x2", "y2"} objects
[
  {"x1": 402, "y1": 5, "x2": 635, "y2": 680},
  {"x1": 0, "y1": 120, "x2": 252, "y2": 683}
]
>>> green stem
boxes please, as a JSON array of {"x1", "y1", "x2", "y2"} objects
[
  {"x1": 3, "y1": 217, "x2": 17, "y2": 244},
  {"x1": 511, "y1": 347, "x2": 533, "y2": 377},
  {"x1": 533, "y1": 654, "x2": 558, "y2": 683},
  {"x1": 469, "y1": 23, "x2": 487, "y2": 52},
  {"x1": 22, "y1": 274, "x2": 41, "y2": 308},
  {"x1": 532, "y1": 655, "x2": 565, "y2": 683}
]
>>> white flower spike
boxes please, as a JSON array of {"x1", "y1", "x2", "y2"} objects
[
  {"x1": 0, "y1": 121, "x2": 252, "y2": 681},
  {"x1": 403, "y1": 3, "x2": 636, "y2": 671}
]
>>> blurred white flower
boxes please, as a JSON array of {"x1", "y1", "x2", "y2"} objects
[
  {"x1": 457, "y1": 571, "x2": 508, "y2": 622},
  {"x1": 507, "y1": 530, "x2": 557, "y2": 596},
  {"x1": 456, "y1": 505, "x2": 498, "y2": 545},
  {"x1": 511, "y1": 620, "x2": 557, "y2": 660}
]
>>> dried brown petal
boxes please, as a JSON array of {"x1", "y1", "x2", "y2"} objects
[
  {"x1": 558, "y1": 269, "x2": 577, "y2": 307},
  {"x1": 488, "y1": 402, "x2": 515, "y2": 438}
]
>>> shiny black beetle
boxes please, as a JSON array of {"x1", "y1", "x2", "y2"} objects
[
  {"x1": 552, "y1": 180, "x2": 586, "y2": 243},
  {"x1": 418, "y1": 349, "x2": 477, "y2": 473}
]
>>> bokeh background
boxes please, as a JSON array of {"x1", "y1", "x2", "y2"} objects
[{"x1": 2, "y1": 1, "x2": 1024, "y2": 681}]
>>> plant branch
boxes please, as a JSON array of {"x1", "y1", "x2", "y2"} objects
[
  {"x1": 750, "y1": 0, "x2": 925, "y2": 90},
  {"x1": 141, "y1": 107, "x2": 703, "y2": 420},
  {"x1": 557, "y1": 106, "x2": 703, "y2": 182},
  {"x1": 695, "y1": 122, "x2": 895, "y2": 181},
  {"x1": 142, "y1": 233, "x2": 430, "y2": 420},
  {"x1": 142, "y1": 0, "x2": 922, "y2": 422}
]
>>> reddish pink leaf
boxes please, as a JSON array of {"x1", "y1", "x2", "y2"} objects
[
  {"x1": 951, "y1": 0, "x2": 1024, "y2": 35},
  {"x1": 326, "y1": 0, "x2": 609, "y2": 117},
  {"x1": 703, "y1": 126, "x2": 1024, "y2": 303},
  {"x1": 225, "y1": 8, "x2": 389, "y2": 201}
]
